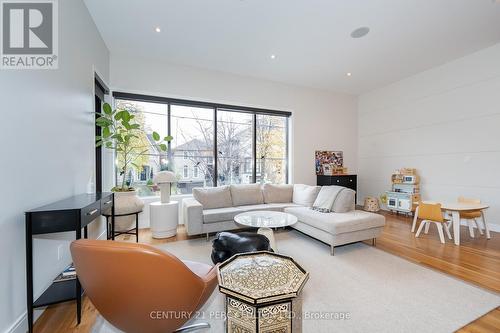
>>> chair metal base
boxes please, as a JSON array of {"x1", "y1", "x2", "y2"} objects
[{"x1": 174, "y1": 322, "x2": 210, "y2": 332}]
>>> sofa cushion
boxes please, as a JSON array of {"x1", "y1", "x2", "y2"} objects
[
  {"x1": 292, "y1": 184, "x2": 321, "y2": 207},
  {"x1": 332, "y1": 188, "x2": 356, "y2": 213},
  {"x1": 265, "y1": 203, "x2": 302, "y2": 210},
  {"x1": 284, "y1": 207, "x2": 385, "y2": 235},
  {"x1": 230, "y1": 184, "x2": 264, "y2": 206},
  {"x1": 193, "y1": 186, "x2": 232, "y2": 209},
  {"x1": 262, "y1": 184, "x2": 293, "y2": 203},
  {"x1": 203, "y1": 207, "x2": 243, "y2": 224}
]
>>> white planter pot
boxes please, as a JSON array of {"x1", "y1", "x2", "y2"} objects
[{"x1": 113, "y1": 190, "x2": 144, "y2": 231}]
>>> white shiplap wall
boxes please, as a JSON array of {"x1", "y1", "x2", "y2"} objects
[{"x1": 358, "y1": 42, "x2": 500, "y2": 230}]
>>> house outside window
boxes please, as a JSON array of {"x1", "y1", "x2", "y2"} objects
[{"x1": 183, "y1": 165, "x2": 189, "y2": 178}]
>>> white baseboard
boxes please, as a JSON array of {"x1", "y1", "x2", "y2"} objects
[
  {"x1": 5, "y1": 312, "x2": 27, "y2": 333},
  {"x1": 460, "y1": 220, "x2": 500, "y2": 233},
  {"x1": 97, "y1": 228, "x2": 108, "y2": 240}
]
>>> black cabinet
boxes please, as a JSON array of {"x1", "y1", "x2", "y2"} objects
[
  {"x1": 25, "y1": 192, "x2": 114, "y2": 333},
  {"x1": 317, "y1": 175, "x2": 357, "y2": 201}
]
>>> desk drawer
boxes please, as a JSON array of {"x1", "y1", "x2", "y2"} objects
[
  {"x1": 82, "y1": 201, "x2": 100, "y2": 225},
  {"x1": 100, "y1": 195, "x2": 113, "y2": 215}
]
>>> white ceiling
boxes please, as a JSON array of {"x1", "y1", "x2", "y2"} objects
[{"x1": 84, "y1": 0, "x2": 500, "y2": 94}]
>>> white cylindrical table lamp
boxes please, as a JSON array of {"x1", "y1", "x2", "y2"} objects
[{"x1": 153, "y1": 171, "x2": 176, "y2": 203}]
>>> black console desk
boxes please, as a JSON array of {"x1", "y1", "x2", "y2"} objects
[{"x1": 25, "y1": 192, "x2": 114, "y2": 333}]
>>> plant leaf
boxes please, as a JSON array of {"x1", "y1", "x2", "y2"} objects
[
  {"x1": 122, "y1": 121, "x2": 131, "y2": 130},
  {"x1": 121, "y1": 111, "x2": 131, "y2": 122},
  {"x1": 103, "y1": 127, "x2": 111, "y2": 138},
  {"x1": 152, "y1": 131, "x2": 160, "y2": 141},
  {"x1": 103, "y1": 103, "x2": 112, "y2": 115},
  {"x1": 96, "y1": 140, "x2": 103, "y2": 147},
  {"x1": 164, "y1": 135, "x2": 173, "y2": 142},
  {"x1": 159, "y1": 143, "x2": 167, "y2": 151}
]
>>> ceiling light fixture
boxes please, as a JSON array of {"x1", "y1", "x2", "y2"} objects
[
  {"x1": 155, "y1": 27, "x2": 161, "y2": 33},
  {"x1": 270, "y1": 54, "x2": 276, "y2": 59},
  {"x1": 350, "y1": 27, "x2": 370, "y2": 38},
  {"x1": 346, "y1": 72, "x2": 352, "y2": 77}
]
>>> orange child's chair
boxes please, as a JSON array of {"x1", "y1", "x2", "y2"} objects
[
  {"x1": 415, "y1": 202, "x2": 452, "y2": 244},
  {"x1": 455, "y1": 196, "x2": 490, "y2": 239},
  {"x1": 70, "y1": 239, "x2": 218, "y2": 333}
]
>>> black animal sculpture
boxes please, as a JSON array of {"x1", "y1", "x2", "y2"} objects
[{"x1": 211, "y1": 231, "x2": 273, "y2": 264}]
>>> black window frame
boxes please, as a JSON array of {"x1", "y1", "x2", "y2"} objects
[
  {"x1": 112, "y1": 91, "x2": 291, "y2": 187},
  {"x1": 94, "y1": 74, "x2": 109, "y2": 193}
]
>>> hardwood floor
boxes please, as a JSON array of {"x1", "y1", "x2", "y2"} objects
[{"x1": 33, "y1": 211, "x2": 499, "y2": 333}]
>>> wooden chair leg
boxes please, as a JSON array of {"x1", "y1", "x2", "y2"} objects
[
  {"x1": 467, "y1": 219, "x2": 475, "y2": 238},
  {"x1": 473, "y1": 218, "x2": 483, "y2": 235},
  {"x1": 415, "y1": 220, "x2": 426, "y2": 238},
  {"x1": 436, "y1": 223, "x2": 445, "y2": 244},
  {"x1": 444, "y1": 223, "x2": 452, "y2": 240},
  {"x1": 411, "y1": 207, "x2": 419, "y2": 233},
  {"x1": 424, "y1": 221, "x2": 430, "y2": 234}
]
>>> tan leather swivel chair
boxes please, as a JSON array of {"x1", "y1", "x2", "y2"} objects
[{"x1": 70, "y1": 239, "x2": 218, "y2": 333}]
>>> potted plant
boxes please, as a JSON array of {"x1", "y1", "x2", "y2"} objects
[{"x1": 96, "y1": 102, "x2": 172, "y2": 231}]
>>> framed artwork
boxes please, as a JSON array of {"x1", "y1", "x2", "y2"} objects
[{"x1": 315, "y1": 151, "x2": 343, "y2": 175}]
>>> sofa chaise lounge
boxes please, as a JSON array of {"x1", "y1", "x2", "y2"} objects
[{"x1": 182, "y1": 183, "x2": 385, "y2": 255}]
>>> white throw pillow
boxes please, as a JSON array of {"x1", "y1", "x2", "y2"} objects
[
  {"x1": 192, "y1": 186, "x2": 232, "y2": 209},
  {"x1": 262, "y1": 184, "x2": 293, "y2": 203},
  {"x1": 292, "y1": 184, "x2": 321, "y2": 207},
  {"x1": 230, "y1": 184, "x2": 264, "y2": 206}
]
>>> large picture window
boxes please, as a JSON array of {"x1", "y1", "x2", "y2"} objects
[
  {"x1": 171, "y1": 105, "x2": 214, "y2": 194},
  {"x1": 112, "y1": 92, "x2": 290, "y2": 196},
  {"x1": 217, "y1": 110, "x2": 253, "y2": 185}
]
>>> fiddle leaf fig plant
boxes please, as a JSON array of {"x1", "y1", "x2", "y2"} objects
[{"x1": 96, "y1": 102, "x2": 173, "y2": 192}]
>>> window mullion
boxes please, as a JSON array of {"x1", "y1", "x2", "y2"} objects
[
  {"x1": 214, "y1": 107, "x2": 218, "y2": 187},
  {"x1": 252, "y1": 113, "x2": 257, "y2": 184}
]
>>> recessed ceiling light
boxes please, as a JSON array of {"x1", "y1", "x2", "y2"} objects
[
  {"x1": 350, "y1": 27, "x2": 370, "y2": 38},
  {"x1": 346, "y1": 72, "x2": 352, "y2": 77},
  {"x1": 270, "y1": 54, "x2": 276, "y2": 59},
  {"x1": 155, "y1": 27, "x2": 161, "y2": 33}
]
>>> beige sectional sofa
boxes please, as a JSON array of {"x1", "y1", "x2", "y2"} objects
[{"x1": 182, "y1": 183, "x2": 385, "y2": 255}]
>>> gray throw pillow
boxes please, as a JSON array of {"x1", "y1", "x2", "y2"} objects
[
  {"x1": 192, "y1": 186, "x2": 232, "y2": 209},
  {"x1": 230, "y1": 184, "x2": 264, "y2": 206},
  {"x1": 262, "y1": 184, "x2": 293, "y2": 203}
]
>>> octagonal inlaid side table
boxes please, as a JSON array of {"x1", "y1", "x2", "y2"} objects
[{"x1": 217, "y1": 251, "x2": 309, "y2": 333}]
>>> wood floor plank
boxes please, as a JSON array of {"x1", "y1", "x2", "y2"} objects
[{"x1": 33, "y1": 210, "x2": 500, "y2": 332}]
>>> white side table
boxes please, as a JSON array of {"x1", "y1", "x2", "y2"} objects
[{"x1": 150, "y1": 201, "x2": 178, "y2": 239}]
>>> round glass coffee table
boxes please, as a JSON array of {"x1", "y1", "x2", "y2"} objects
[{"x1": 234, "y1": 211, "x2": 298, "y2": 250}]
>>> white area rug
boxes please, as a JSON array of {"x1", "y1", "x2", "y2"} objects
[{"x1": 93, "y1": 231, "x2": 499, "y2": 333}]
